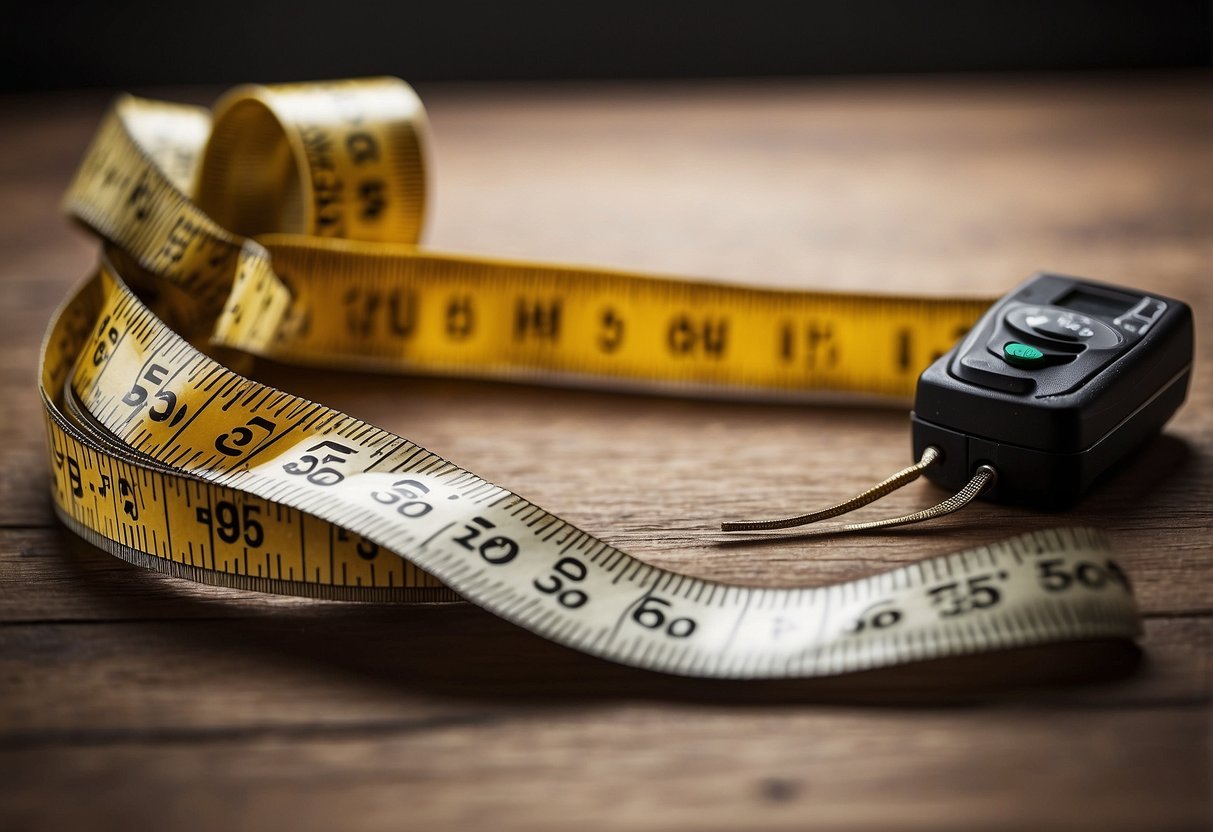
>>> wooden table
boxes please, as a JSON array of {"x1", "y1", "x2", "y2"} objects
[{"x1": 2, "y1": 73, "x2": 1210, "y2": 831}]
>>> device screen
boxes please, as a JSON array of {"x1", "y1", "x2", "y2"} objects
[{"x1": 1056, "y1": 287, "x2": 1138, "y2": 320}]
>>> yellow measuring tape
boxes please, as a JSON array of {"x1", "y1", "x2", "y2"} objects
[{"x1": 42, "y1": 78, "x2": 1140, "y2": 677}]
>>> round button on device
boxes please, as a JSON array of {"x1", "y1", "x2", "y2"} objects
[
  {"x1": 1003, "y1": 342, "x2": 1045, "y2": 368},
  {"x1": 1005, "y1": 306, "x2": 1123, "y2": 350},
  {"x1": 1026, "y1": 310, "x2": 1096, "y2": 341}
]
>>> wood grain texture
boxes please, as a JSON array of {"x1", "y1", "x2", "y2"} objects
[{"x1": 1, "y1": 72, "x2": 1210, "y2": 831}]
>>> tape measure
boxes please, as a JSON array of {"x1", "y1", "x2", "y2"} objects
[{"x1": 42, "y1": 77, "x2": 1141, "y2": 679}]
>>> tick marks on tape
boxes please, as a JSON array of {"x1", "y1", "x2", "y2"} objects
[{"x1": 40, "y1": 77, "x2": 1190, "y2": 678}]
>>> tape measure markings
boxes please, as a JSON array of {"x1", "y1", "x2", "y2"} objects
[
  {"x1": 40, "y1": 78, "x2": 1142, "y2": 679},
  {"x1": 247, "y1": 237, "x2": 990, "y2": 398}
]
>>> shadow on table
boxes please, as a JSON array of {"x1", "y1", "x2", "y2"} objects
[{"x1": 56, "y1": 534, "x2": 1154, "y2": 710}]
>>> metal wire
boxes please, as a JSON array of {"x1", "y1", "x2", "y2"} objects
[
  {"x1": 841, "y1": 464, "x2": 997, "y2": 532},
  {"x1": 720, "y1": 446, "x2": 942, "y2": 532}
]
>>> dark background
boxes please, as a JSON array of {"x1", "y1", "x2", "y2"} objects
[{"x1": 3, "y1": 0, "x2": 1209, "y2": 90}]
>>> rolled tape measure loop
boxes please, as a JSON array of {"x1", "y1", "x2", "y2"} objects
[
  {"x1": 196, "y1": 78, "x2": 429, "y2": 243},
  {"x1": 42, "y1": 78, "x2": 1141, "y2": 679}
]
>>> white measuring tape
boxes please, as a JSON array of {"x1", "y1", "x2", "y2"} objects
[{"x1": 41, "y1": 78, "x2": 1142, "y2": 679}]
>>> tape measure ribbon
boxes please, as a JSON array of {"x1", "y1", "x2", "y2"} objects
[{"x1": 40, "y1": 78, "x2": 1140, "y2": 679}]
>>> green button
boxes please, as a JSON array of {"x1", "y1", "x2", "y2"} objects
[{"x1": 1004, "y1": 342, "x2": 1045, "y2": 367}]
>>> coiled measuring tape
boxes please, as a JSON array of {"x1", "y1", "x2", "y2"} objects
[{"x1": 41, "y1": 78, "x2": 1140, "y2": 678}]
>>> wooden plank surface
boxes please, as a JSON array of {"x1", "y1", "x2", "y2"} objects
[{"x1": 1, "y1": 72, "x2": 1210, "y2": 831}]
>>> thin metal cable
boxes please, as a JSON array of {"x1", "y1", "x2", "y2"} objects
[
  {"x1": 720, "y1": 446, "x2": 942, "y2": 532},
  {"x1": 841, "y1": 464, "x2": 997, "y2": 532}
]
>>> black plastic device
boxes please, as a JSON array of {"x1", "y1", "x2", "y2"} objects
[{"x1": 911, "y1": 272, "x2": 1193, "y2": 507}]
